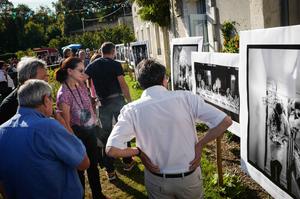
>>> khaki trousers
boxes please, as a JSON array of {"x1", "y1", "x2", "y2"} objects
[{"x1": 144, "y1": 167, "x2": 204, "y2": 199}]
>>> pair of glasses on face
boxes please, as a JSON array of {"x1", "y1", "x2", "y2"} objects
[{"x1": 74, "y1": 68, "x2": 84, "y2": 73}]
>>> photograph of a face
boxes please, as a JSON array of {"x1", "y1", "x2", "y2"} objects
[
  {"x1": 247, "y1": 45, "x2": 300, "y2": 199},
  {"x1": 131, "y1": 43, "x2": 148, "y2": 67},
  {"x1": 172, "y1": 45, "x2": 198, "y2": 91},
  {"x1": 194, "y1": 62, "x2": 239, "y2": 122}
]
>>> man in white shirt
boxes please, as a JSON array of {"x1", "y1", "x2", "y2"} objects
[{"x1": 106, "y1": 59, "x2": 232, "y2": 199}]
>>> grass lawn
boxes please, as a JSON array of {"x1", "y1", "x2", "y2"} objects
[{"x1": 124, "y1": 74, "x2": 143, "y2": 101}]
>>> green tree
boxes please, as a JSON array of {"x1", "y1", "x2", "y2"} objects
[
  {"x1": 48, "y1": 37, "x2": 70, "y2": 50},
  {"x1": 221, "y1": 21, "x2": 239, "y2": 53},
  {"x1": 46, "y1": 24, "x2": 62, "y2": 42},
  {"x1": 24, "y1": 21, "x2": 45, "y2": 48},
  {"x1": 14, "y1": 4, "x2": 34, "y2": 50},
  {"x1": 0, "y1": 0, "x2": 15, "y2": 53},
  {"x1": 99, "y1": 25, "x2": 135, "y2": 44},
  {"x1": 53, "y1": 0, "x2": 132, "y2": 34},
  {"x1": 134, "y1": 0, "x2": 171, "y2": 68},
  {"x1": 73, "y1": 32, "x2": 100, "y2": 49},
  {"x1": 15, "y1": 49, "x2": 36, "y2": 60},
  {"x1": 135, "y1": 0, "x2": 170, "y2": 27}
]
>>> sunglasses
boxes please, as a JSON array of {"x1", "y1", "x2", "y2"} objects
[{"x1": 74, "y1": 68, "x2": 84, "y2": 73}]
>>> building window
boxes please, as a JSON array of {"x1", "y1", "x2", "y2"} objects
[{"x1": 188, "y1": 0, "x2": 209, "y2": 51}]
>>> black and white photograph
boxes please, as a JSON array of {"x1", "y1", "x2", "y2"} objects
[
  {"x1": 191, "y1": 52, "x2": 240, "y2": 136},
  {"x1": 194, "y1": 62, "x2": 239, "y2": 122},
  {"x1": 172, "y1": 45, "x2": 198, "y2": 91},
  {"x1": 247, "y1": 45, "x2": 300, "y2": 199},
  {"x1": 171, "y1": 37, "x2": 203, "y2": 91},
  {"x1": 130, "y1": 41, "x2": 149, "y2": 67},
  {"x1": 115, "y1": 44, "x2": 126, "y2": 62}
]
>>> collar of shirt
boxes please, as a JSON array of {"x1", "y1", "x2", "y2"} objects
[
  {"x1": 17, "y1": 107, "x2": 46, "y2": 119},
  {"x1": 141, "y1": 85, "x2": 167, "y2": 99}
]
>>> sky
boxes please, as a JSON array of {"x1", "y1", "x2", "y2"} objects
[{"x1": 10, "y1": 0, "x2": 57, "y2": 11}]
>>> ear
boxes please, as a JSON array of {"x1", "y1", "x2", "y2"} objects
[
  {"x1": 162, "y1": 77, "x2": 168, "y2": 88},
  {"x1": 67, "y1": 67, "x2": 74, "y2": 75},
  {"x1": 43, "y1": 95, "x2": 51, "y2": 106}
]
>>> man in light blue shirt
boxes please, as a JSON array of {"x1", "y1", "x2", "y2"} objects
[{"x1": 0, "y1": 79, "x2": 90, "y2": 199}]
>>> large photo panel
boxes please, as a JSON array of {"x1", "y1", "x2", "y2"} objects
[
  {"x1": 130, "y1": 41, "x2": 150, "y2": 69},
  {"x1": 239, "y1": 24, "x2": 300, "y2": 199},
  {"x1": 191, "y1": 52, "x2": 240, "y2": 136},
  {"x1": 247, "y1": 45, "x2": 300, "y2": 199},
  {"x1": 115, "y1": 44, "x2": 126, "y2": 63},
  {"x1": 171, "y1": 37, "x2": 203, "y2": 91}
]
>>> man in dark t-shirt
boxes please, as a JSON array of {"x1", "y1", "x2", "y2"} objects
[{"x1": 85, "y1": 42, "x2": 134, "y2": 181}]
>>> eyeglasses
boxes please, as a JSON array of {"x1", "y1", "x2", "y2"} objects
[{"x1": 74, "y1": 68, "x2": 84, "y2": 73}]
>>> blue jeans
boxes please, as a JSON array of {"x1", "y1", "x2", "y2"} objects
[{"x1": 99, "y1": 96, "x2": 132, "y2": 172}]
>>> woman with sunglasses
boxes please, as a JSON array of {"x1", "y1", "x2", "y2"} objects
[{"x1": 55, "y1": 57, "x2": 109, "y2": 199}]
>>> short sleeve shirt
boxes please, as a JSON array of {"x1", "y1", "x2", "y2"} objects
[
  {"x1": 56, "y1": 83, "x2": 96, "y2": 127},
  {"x1": 85, "y1": 57, "x2": 124, "y2": 100},
  {"x1": 106, "y1": 86, "x2": 227, "y2": 173},
  {"x1": 0, "y1": 107, "x2": 86, "y2": 199}
]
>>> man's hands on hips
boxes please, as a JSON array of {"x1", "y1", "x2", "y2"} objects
[
  {"x1": 137, "y1": 148, "x2": 160, "y2": 173},
  {"x1": 189, "y1": 141, "x2": 203, "y2": 171}
]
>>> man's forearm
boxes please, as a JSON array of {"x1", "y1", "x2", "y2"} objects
[
  {"x1": 198, "y1": 116, "x2": 232, "y2": 146},
  {"x1": 106, "y1": 146, "x2": 138, "y2": 158},
  {"x1": 122, "y1": 86, "x2": 131, "y2": 103}
]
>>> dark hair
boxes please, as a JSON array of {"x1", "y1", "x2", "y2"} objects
[
  {"x1": 55, "y1": 57, "x2": 82, "y2": 83},
  {"x1": 101, "y1": 42, "x2": 115, "y2": 55},
  {"x1": 63, "y1": 48, "x2": 72, "y2": 58},
  {"x1": 0, "y1": 61, "x2": 5, "y2": 69},
  {"x1": 137, "y1": 59, "x2": 166, "y2": 89}
]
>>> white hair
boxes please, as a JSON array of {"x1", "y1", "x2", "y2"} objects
[
  {"x1": 18, "y1": 79, "x2": 52, "y2": 108},
  {"x1": 17, "y1": 57, "x2": 47, "y2": 84}
]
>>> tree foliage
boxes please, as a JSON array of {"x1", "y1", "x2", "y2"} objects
[
  {"x1": 221, "y1": 21, "x2": 239, "y2": 53},
  {"x1": 24, "y1": 21, "x2": 45, "y2": 48},
  {"x1": 99, "y1": 25, "x2": 136, "y2": 45},
  {"x1": 0, "y1": 0, "x2": 135, "y2": 55},
  {"x1": 135, "y1": 0, "x2": 170, "y2": 27}
]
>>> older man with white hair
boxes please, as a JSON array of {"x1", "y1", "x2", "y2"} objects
[
  {"x1": 0, "y1": 57, "x2": 49, "y2": 124},
  {"x1": 0, "y1": 79, "x2": 89, "y2": 199}
]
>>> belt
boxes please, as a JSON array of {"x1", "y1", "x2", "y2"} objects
[
  {"x1": 149, "y1": 169, "x2": 195, "y2": 178},
  {"x1": 100, "y1": 93, "x2": 123, "y2": 101}
]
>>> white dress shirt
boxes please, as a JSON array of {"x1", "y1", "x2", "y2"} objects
[
  {"x1": 0, "y1": 70, "x2": 14, "y2": 89},
  {"x1": 106, "y1": 85, "x2": 226, "y2": 173}
]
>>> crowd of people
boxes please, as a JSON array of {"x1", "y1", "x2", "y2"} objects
[{"x1": 0, "y1": 42, "x2": 232, "y2": 199}]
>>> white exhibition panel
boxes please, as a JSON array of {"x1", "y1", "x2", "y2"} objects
[
  {"x1": 191, "y1": 52, "x2": 240, "y2": 137},
  {"x1": 130, "y1": 40, "x2": 150, "y2": 68},
  {"x1": 115, "y1": 43, "x2": 126, "y2": 63},
  {"x1": 170, "y1": 36, "x2": 203, "y2": 91},
  {"x1": 240, "y1": 25, "x2": 300, "y2": 199}
]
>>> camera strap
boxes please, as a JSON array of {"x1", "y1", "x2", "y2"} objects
[{"x1": 65, "y1": 82, "x2": 85, "y2": 109}]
